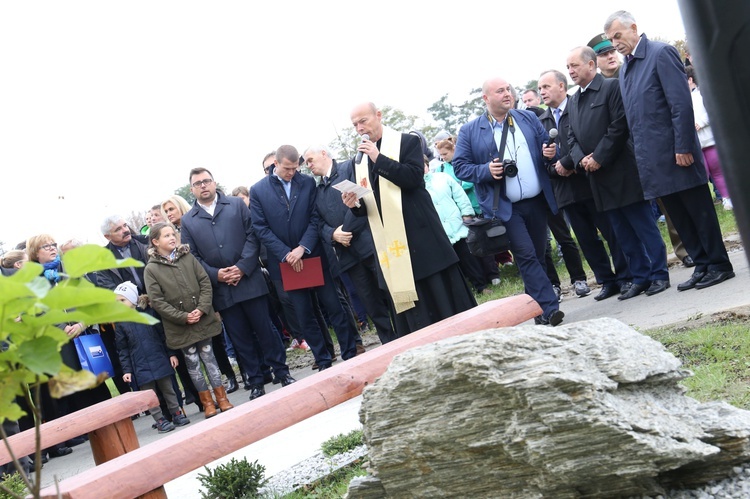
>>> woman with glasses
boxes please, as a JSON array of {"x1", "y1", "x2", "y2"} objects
[{"x1": 23, "y1": 235, "x2": 111, "y2": 460}]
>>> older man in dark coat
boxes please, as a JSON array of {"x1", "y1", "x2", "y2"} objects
[
  {"x1": 303, "y1": 146, "x2": 397, "y2": 344},
  {"x1": 566, "y1": 46, "x2": 670, "y2": 300},
  {"x1": 180, "y1": 167, "x2": 295, "y2": 400},
  {"x1": 605, "y1": 10, "x2": 734, "y2": 290}
]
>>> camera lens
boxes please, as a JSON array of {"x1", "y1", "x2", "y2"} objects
[{"x1": 503, "y1": 159, "x2": 518, "y2": 178}]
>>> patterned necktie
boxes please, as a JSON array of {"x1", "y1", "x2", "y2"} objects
[{"x1": 626, "y1": 54, "x2": 634, "y2": 63}]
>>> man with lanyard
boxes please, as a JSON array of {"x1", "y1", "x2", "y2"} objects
[{"x1": 453, "y1": 77, "x2": 563, "y2": 326}]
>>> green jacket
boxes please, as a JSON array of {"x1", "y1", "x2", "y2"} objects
[{"x1": 144, "y1": 244, "x2": 221, "y2": 350}]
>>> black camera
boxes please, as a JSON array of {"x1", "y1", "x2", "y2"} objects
[{"x1": 502, "y1": 159, "x2": 518, "y2": 178}]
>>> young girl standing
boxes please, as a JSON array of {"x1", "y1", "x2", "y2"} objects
[{"x1": 144, "y1": 222, "x2": 233, "y2": 418}]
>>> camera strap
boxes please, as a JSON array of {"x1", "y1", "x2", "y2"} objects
[{"x1": 492, "y1": 113, "x2": 512, "y2": 218}]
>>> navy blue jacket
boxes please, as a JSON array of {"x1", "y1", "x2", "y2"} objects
[
  {"x1": 179, "y1": 192, "x2": 268, "y2": 312},
  {"x1": 620, "y1": 34, "x2": 707, "y2": 199},
  {"x1": 316, "y1": 159, "x2": 375, "y2": 276},
  {"x1": 115, "y1": 308, "x2": 175, "y2": 386},
  {"x1": 250, "y1": 171, "x2": 322, "y2": 281},
  {"x1": 453, "y1": 109, "x2": 557, "y2": 221}
]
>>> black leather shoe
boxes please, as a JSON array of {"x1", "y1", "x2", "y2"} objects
[
  {"x1": 645, "y1": 280, "x2": 670, "y2": 296},
  {"x1": 248, "y1": 385, "x2": 265, "y2": 400},
  {"x1": 594, "y1": 284, "x2": 619, "y2": 301},
  {"x1": 48, "y1": 445, "x2": 72, "y2": 458},
  {"x1": 277, "y1": 374, "x2": 297, "y2": 387},
  {"x1": 225, "y1": 376, "x2": 238, "y2": 394},
  {"x1": 694, "y1": 270, "x2": 735, "y2": 290},
  {"x1": 677, "y1": 271, "x2": 706, "y2": 291},
  {"x1": 65, "y1": 436, "x2": 87, "y2": 447},
  {"x1": 318, "y1": 364, "x2": 332, "y2": 371},
  {"x1": 619, "y1": 281, "x2": 633, "y2": 295},
  {"x1": 263, "y1": 372, "x2": 274, "y2": 385},
  {"x1": 242, "y1": 371, "x2": 252, "y2": 390},
  {"x1": 617, "y1": 282, "x2": 649, "y2": 300},
  {"x1": 682, "y1": 255, "x2": 695, "y2": 268},
  {"x1": 539, "y1": 309, "x2": 565, "y2": 326}
]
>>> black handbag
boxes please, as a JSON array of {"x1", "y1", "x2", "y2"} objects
[
  {"x1": 464, "y1": 217, "x2": 509, "y2": 257},
  {"x1": 463, "y1": 114, "x2": 511, "y2": 257}
]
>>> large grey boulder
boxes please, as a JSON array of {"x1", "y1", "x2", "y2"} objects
[{"x1": 347, "y1": 318, "x2": 750, "y2": 498}]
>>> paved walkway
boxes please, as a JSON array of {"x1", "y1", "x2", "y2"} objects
[{"x1": 35, "y1": 245, "x2": 749, "y2": 497}]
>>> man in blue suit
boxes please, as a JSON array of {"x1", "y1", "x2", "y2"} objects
[
  {"x1": 180, "y1": 167, "x2": 295, "y2": 400},
  {"x1": 453, "y1": 77, "x2": 563, "y2": 326},
  {"x1": 250, "y1": 145, "x2": 358, "y2": 370},
  {"x1": 605, "y1": 10, "x2": 734, "y2": 291}
]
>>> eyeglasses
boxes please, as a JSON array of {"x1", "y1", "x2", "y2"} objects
[
  {"x1": 40, "y1": 243, "x2": 58, "y2": 251},
  {"x1": 191, "y1": 178, "x2": 214, "y2": 188}
]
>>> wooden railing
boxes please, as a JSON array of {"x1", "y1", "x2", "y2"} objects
[{"x1": 24, "y1": 295, "x2": 541, "y2": 499}]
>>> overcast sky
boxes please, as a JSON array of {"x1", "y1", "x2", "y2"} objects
[{"x1": 0, "y1": 1, "x2": 687, "y2": 248}]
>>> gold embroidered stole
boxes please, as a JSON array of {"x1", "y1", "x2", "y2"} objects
[{"x1": 355, "y1": 127, "x2": 418, "y2": 313}]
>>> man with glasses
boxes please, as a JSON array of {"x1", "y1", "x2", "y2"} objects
[
  {"x1": 262, "y1": 152, "x2": 275, "y2": 176},
  {"x1": 180, "y1": 167, "x2": 295, "y2": 400}
]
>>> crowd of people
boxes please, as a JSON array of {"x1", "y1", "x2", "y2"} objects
[{"x1": 0, "y1": 9, "x2": 737, "y2": 477}]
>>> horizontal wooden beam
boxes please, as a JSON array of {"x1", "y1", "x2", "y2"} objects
[
  {"x1": 39, "y1": 295, "x2": 541, "y2": 499},
  {"x1": 0, "y1": 390, "x2": 158, "y2": 466}
]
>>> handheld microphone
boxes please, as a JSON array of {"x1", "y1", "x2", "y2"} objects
[
  {"x1": 355, "y1": 134, "x2": 370, "y2": 164},
  {"x1": 547, "y1": 128, "x2": 558, "y2": 146}
]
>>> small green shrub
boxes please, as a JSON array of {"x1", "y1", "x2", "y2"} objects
[
  {"x1": 0, "y1": 472, "x2": 28, "y2": 499},
  {"x1": 321, "y1": 429, "x2": 363, "y2": 458},
  {"x1": 197, "y1": 457, "x2": 266, "y2": 499}
]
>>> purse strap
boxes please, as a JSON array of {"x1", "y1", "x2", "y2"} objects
[{"x1": 492, "y1": 113, "x2": 512, "y2": 218}]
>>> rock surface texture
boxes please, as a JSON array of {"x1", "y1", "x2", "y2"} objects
[{"x1": 347, "y1": 318, "x2": 750, "y2": 498}]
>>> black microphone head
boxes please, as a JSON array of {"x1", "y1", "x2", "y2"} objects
[{"x1": 549, "y1": 128, "x2": 558, "y2": 140}]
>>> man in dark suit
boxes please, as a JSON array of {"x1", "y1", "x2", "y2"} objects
[
  {"x1": 452, "y1": 81, "x2": 563, "y2": 325},
  {"x1": 537, "y1": 69, "x2": 631, "y2": 301},
  {"x1": 342, "y1": 102, "x2": 476, "y2": 334},
  {"x1": 180, "y1": 167, "x2": 295, "y2": 400},
  {"x1": 566, "y1": 46, "x2": 670, "y2": 300},
  {"x1": 95, "y1": 215, "x2": 151, "y2": 396},
  {"x1": 303, "y1": 145, "x2": 397, "y2": 344},
  {"x1": 250, "y1": 145, "x2": 358, "y2": 369},
  {"x1": 605, "y1": 10, "x2": 734, "y2": 290},
  {"x1": 97, "y1": 216, "x2": 149, "y2": 294}
]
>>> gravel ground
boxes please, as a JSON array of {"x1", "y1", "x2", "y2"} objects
[
  {"x1": 629, "y1": 464, "x2": 750, "y2": 499},
  {"x1": 259, "y1": 445, "x2": 367, "y2": 497}
]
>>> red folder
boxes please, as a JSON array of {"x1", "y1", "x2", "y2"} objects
[{"x1": 280, "y1": 256, "x2": 325, "y2": 291}]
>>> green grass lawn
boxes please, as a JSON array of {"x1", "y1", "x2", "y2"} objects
[{"x1": 648, "y1": 315, "x2": 750, "y2": 410}]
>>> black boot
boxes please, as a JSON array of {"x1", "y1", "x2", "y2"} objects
[{"x1": 225, "y1": 375, "x2": 238, "y2": 394}]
